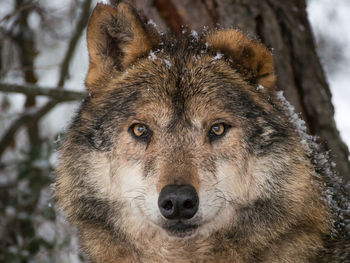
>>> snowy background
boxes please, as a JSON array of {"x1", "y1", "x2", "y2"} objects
[
  {"x1": 0, "y1": 0, "x2": 349, "y2": 261},
  {"x1": 308, "y1": 0, "x2": 350, "y2": 147}
]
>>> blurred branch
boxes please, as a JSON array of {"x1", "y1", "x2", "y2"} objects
[
  {"x1": 0, "y1": 1, "x2": 38, "y2": 23},
  {"x1": 0, "y1": 0, "x2": 92, "y2": 158},
  {"x1": 0, "y1": 100, "x2": 57, "y2": 157},
  {"x1": 14, "y1": 0, "x2": 41, "y2": 152},
  {"x1": 0, "y1": 82, "x2": 85, "y2": 101},
  {"x1": 57, "y1": 0, "x2": 93, "y2": 87}
]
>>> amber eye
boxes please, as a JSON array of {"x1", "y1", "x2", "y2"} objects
[
  {"x1": 208, "y1": 123, "x2": 229, "y2": 141},
  {"x1": 211, "y1": 123, "x2": 225, "y2": 136},
  {"x1": 129, "y1": 123, "x2": 153, "y2": 143},
  {"x1": 132, "y1": 124, "x2": 147, "y2": 137}
]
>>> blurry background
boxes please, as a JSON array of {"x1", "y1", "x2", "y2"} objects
[{"x1": 0, "y1": 0, "x2": 349, "y2": 262}]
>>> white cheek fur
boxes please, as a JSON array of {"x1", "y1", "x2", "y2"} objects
[
  {"x1": 113, "y1": 163, "x2": 161, "y2": 225},
  {"x1": 96, "y1": 159, "x2": 265, "y2": 237}
]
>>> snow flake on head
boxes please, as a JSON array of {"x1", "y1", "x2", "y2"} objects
[
  {"x1": 211, "y1": 52, "x2": 224, "y2": 64},
  {"x1": 202, "y1": 26, "x2": 209, "y2": 33},
  {"x1": 147, "y1": 19, "x2": 163, "y2": 35},
  {"x1": 191, "y1": 30, "x2": 199, "y2": 40},
  {"x1": 148, "y1": 51, "x2": 157, "y2": 61},
  {"x1": 147, "y1": 19, "x2": 156, "y2": 27},
  {"x1": 213, "y1": 52, "x2": 223, "y2": 60},
  {"x1": 257, "y1": 84, "x2": 265, "y2": 91},
  {"x1": 200, "y1": 42, "x2": 210, "y2": 54}
]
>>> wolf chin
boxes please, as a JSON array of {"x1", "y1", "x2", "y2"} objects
[{"x1": 56, "y1": 2, "x2": 349, "y2": 262}]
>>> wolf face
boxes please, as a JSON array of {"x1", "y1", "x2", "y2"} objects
[{"x1": 56, "y1": 2, "x2": 330, "y2": 262}]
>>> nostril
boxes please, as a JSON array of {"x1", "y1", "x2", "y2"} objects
[
  {"x1": 183, "y1": 199, "x2": 193, "y2": 209},
  {"x1": 163, "y1": 200, "x2": 173, "y2": 210},
  {"x1": 159, "y1": 197, "x2": 178, "y2": 219}
]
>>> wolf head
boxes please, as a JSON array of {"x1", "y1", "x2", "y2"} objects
[{"x1": 56, "y1": 2, "x2": 329, "y2": 261}]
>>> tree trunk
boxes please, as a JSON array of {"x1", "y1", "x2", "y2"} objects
[{"x1": 130, "y1": 0, "x2": 350, "y2": 182}]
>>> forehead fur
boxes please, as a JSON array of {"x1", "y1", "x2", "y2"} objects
[{"x1": 92, "y1": 33, "x2": 269, "y2": 120}]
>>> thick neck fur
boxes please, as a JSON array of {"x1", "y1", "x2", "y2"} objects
[{"x1": 79, "y1": 213, "x2": 326, "y2": 263}]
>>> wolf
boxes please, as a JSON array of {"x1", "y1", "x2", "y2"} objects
[{"x1": 55, "y1": 2, "x2": 349, "y2": 262}]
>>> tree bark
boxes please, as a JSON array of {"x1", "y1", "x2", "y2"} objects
[{"x1": 130, "y1": 0, "x2": 350, "y2": 182}]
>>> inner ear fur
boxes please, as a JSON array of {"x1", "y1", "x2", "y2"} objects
[
  {"x1": 205, "y1": 29, "x2": 276, "y2": 90},
  {"x1": 86, "y1": 2, "x2": 157, "y2": 90}
]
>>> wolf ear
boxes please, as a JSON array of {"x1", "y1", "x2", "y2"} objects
[
  {"x1": 205, "y1": 30, "x2": 276, "y2": 90},
  {"x1": 86, "y1": 3, "x2": 156, "y2": 90}
]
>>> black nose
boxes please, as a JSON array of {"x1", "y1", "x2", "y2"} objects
[{"x1": 158, "y1": 184, "x2": 199, "y2": 220}]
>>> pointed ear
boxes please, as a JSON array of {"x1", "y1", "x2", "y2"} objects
[
  {"x1": 205, "y1": 30, "x2": 276, "y2": 90},
  {"x1": 86, "y1": 3, "x2": 157, "y2": 90}
]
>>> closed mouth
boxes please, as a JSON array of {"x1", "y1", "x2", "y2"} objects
[{"x1": 163, "y1": 221, "x2": 199, "y2": 237}]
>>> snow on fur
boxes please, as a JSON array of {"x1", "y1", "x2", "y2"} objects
[{"x1": 276, "y1": 90, "x2": 350, "y2": 237}]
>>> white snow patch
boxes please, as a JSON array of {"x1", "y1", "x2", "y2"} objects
[
  {"x1": 256, "y1": 84, "x2": 265, "y2": 91},
  {"x1": 213, "y1": 52, "x2": 224, "y2": 60},
  {"x1": 148, "y1": 51, "x2": 157, "y2": 61},
  {"x1": 276, "y1": 90, "x2": 350, "y2": 236},
  {"x1": 147, "y1": 19, "x2": 162, "y2": 35},
  {"x1": 211, "y1": 52, "x2": 224, "y2": 64},
  {"x1": 276, "y1": 91, "x2": 313, "y2": 153},
  {"x1": 308, "y1": 0, "x2": 350, "y2": 149},
  {"x1": 147, "y1": 19, "x2": 157, "y2": 27},
  {"x1": 191, "y1": 30, "x2": 199, "y2": 40}
]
